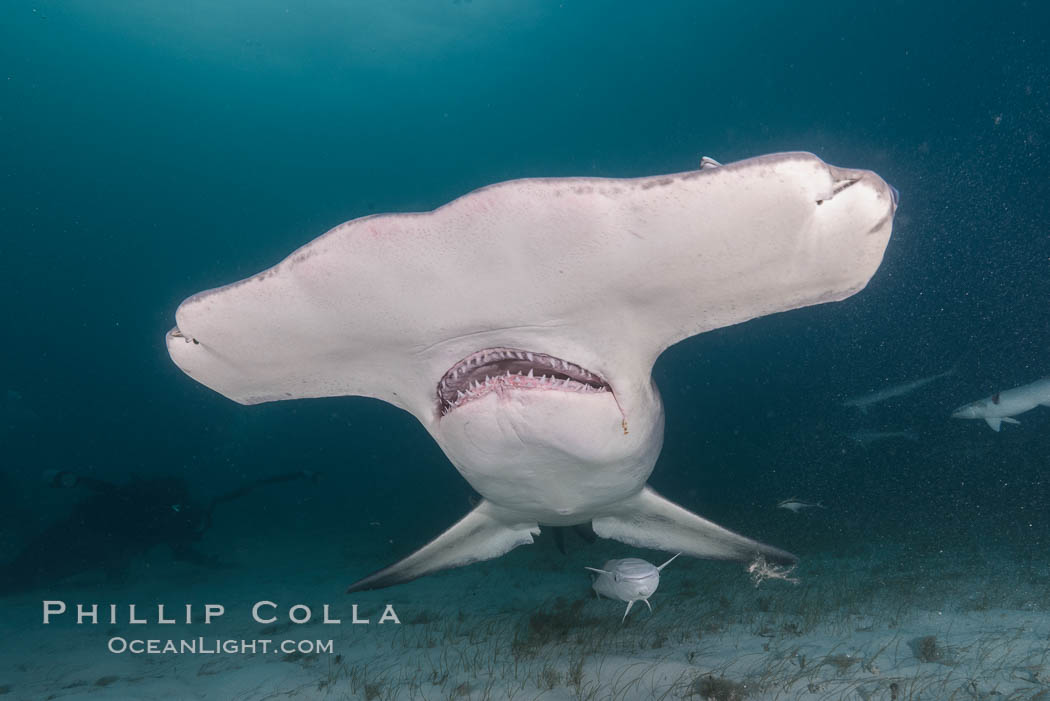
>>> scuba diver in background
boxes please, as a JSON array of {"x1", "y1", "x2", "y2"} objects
[{"x1": 0, "y1": 468, "x2": 319, "y2": 595}]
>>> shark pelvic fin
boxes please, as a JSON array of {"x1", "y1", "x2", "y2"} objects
[
  {"x1": 1002, "y1": 417, "x2": 1020, "y2": 424},
  {"x1": 346, "y1": 500, "x2": 538, "y2": 592},
  {"x1": 592, "y1": 486, "x2": 796, "y2": 566}
]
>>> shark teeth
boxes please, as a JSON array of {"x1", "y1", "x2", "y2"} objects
[{"x1": 436, "y1": 346, "x2": 612, "y2": 416}]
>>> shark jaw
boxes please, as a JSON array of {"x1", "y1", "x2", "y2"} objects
[
  {"x1": 437, "y1": 347, "x2": 612, "y2": 417},
  {"x1": 429, "y1": 350, "x2": 658, "y2": 525}
]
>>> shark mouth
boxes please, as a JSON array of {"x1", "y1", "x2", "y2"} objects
[{"x1": 437, "y1": 347, "x2": 611, "y2": 416}]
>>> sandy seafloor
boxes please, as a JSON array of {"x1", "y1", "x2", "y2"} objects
[{"x1": 2, "y1": 522, "x2": 1048, "y2": 701}]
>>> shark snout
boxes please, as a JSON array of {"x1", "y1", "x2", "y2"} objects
[
  {"x1": 952, "y1": 405, "x2": 976, "y2": 419},
  {"x1": 888, "y1": 184, "x2": 900, "y2": 208}
]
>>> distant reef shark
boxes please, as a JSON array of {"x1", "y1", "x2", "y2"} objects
[
  {"x1": 842, "y1": 367, "x2": 954, "y2": 413},
  {"x1": 952, "y1": 377, "x2": 1050, "y2": 432}
]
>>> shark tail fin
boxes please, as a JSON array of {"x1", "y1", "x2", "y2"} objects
[
  {"x1": 346, "y1": 500, "x2": 538, "y2": 592},
  {"x1": 592, "y1": 486, "x2": 796, "y2": 567}
]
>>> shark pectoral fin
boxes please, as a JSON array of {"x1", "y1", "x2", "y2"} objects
[
  {"x1": 346, "y1": 501, "x2": 538, "y2": 592},
  {"x1": 621, "y1": 599, "x2": 635, "y2": 624},
  {"x1": 984, "y1": 417, "x2": 1003, "y2": 432},
  {"x1": 592, "y1": 486, "x2": 797, "y2": 567},
  {"x1": 1002, "y1": 417, "x2": 1020, "y2": 425},
  {"x1": 643, "y1": 598, "x2": 652, "y2": 613},
  {"x1": 585, "y1": 566, "x2": 612, "y2": 575}
]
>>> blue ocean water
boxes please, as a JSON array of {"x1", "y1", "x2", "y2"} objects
[{"x1": 2, "y1": 1, "x2": 1049, "y2": 698}]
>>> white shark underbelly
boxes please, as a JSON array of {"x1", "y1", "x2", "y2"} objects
[{"x1": 432, "y1": 386, "x2": 664, "y2": 525}]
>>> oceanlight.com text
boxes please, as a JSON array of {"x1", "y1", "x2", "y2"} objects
[{"x1": 107, "y1": 637, "x2": 335, "y2": 655}]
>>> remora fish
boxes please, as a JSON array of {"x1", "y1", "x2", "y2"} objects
[
  {"x1": 586, "y1": 554, "x2": 679, "y2": 623},
  {"x1": 842, "y1": 367, "x2": 954, "y2": 413},
  {"x1": 951, "y1": 377, "x2": 1050, "y2": 432}
]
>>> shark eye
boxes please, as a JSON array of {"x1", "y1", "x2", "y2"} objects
[{"x1": 613, "y1": 573, "x2": 621, "y2": 583}]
